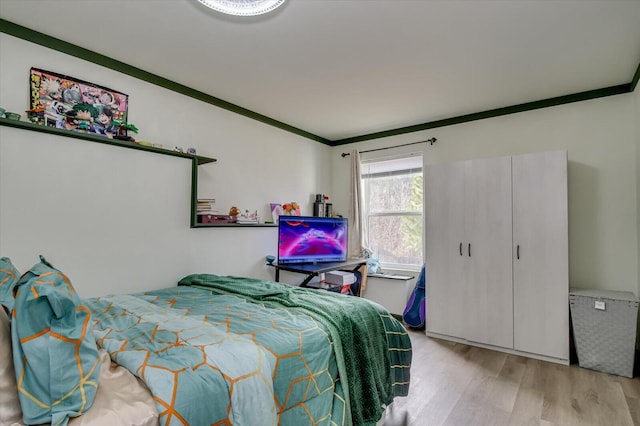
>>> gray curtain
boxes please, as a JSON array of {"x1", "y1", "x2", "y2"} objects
[{"x1": 348, "y1": 149, "x2": 365, "y2": 258}]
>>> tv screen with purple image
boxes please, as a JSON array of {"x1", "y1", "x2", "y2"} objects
[{"x1": 277, "y1": 216, "x2": 348, "y2": 264}]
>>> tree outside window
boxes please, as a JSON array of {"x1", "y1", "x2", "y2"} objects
[{"x1": 361, "y1": 155, "x2": 423, "y2": 269}]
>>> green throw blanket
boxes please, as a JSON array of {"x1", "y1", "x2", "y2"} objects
[{"x1": 179, "y1": 274, "x2": 411, "y2": 426}]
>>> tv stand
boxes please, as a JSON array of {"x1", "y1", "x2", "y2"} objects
[{"x1": 270, "y1": 258, "x2": 368, "y2": 289}]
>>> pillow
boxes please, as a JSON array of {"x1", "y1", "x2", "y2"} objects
[
  {"x1": 11, "y1": 256, "x2": 102, "y2": 426},
  {"x1": 0, "y1": 307, "x2": 23, "y2": 425},
  {"x1": 0, "y1": 257, "x2": 20, "y2": 311},
  {"x1": 68, "y1": 349, "x2": 159, "y2": 426}
]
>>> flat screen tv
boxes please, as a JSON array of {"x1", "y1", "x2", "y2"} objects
[{"x1": 277, "y1": 216, "x2": 348, "y2": 264}]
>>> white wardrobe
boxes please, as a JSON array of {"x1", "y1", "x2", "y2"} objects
[{"x1": 425, "y1": 150, "x2": 569, "y2": 364}]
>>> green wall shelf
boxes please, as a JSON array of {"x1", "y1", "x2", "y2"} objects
[
  {"x1": 193, "y1": 223, "x2": 277, "y2": 228},
  {"x1": 0, "y1": 117, "x2": 216, "y2": 165},
  {"x1": 0, "y1": 117, "x2": 237, "y2": 229},
  {"x1": 1, "y1": 117, "x2": 276, "y2": 229}
]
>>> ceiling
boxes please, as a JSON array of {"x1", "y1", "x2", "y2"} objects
[{"x1": 1, "y1": 0, "x2": 640, "y2": 143}]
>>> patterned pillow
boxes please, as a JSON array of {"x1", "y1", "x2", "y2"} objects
[
  {"x1": 11, "y1": 256, "x2": 102, "y2": 426},
  {"x1": 0, "y1": 257, "x2": 20, "y2": 311}
]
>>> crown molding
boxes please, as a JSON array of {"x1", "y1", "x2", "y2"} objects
[
  {"x1": 631, "y1": 59, "x2": 640, "y2": 92},
  {"x1": 0, "y1": 19, "x2": 329, "y2": 144},
  {"x1": 1, "y1": 18, "x2": 638, "y2": 147},
  {"x1": 330, "y1": 84, "x2": 632, "y2": 146}
]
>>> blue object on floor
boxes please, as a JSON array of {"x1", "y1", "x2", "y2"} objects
[{"x1": 402, "y1": 264, "x2": 425, "y2": 329}]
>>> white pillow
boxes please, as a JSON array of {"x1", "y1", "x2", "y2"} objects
[
  {"x1": 0, "y1": 307, "x2": 22, "y2": 425},
  {"x1": 0, "y1": 307, "x2": 158, "y2": 426},
  {"x1": 68, "y1": 349, "x2": 158, "y2": 426}
]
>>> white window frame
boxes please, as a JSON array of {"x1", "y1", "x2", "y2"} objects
[{"x1": 360, "y1": 153, "x2": 424, "y2": 271}]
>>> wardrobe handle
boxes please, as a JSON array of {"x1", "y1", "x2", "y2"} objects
[
  {"x1": 468, "y1": 243, "x2": 471, "y2": 257},
  {"x1": 517, "y1": 245, "x2": 520, "y2": 260},
  {"x1": 459, "y1": 242, "x2": 463, "y2": 256}
]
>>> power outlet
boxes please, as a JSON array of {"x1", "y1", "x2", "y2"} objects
[{"x1": 594, "y1": 300, "x2": 606, "y2": 311}]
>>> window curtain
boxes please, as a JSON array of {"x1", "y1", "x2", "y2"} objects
[
  {"x1": 348, "y1": 149, "x2": 365, "y2": 258},
  {"x1": 348, "y1": 149, "x2": 369, "y2": 294}
]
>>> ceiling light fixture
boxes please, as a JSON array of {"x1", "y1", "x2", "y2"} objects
[{"x1": 197, "y1": 0, "x2": 286, "y2": 16}]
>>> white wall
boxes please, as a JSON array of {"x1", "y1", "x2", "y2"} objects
[
  {"x1": 635, "y1": 83, "x2": 640, "y2": 297},
  {"x1": 3, "y1": 32, "x2": 638, "y2": 300},
  {"x1": 0, "y1": 34, "x2": 332, "y2": 297},
  {"x1": 332, "y1": 93, "x2": 639, "y2": 295}
]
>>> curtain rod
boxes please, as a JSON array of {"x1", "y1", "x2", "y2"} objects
[{"x1": 340, "y1": 137, "x2": 436, "y2": 157}]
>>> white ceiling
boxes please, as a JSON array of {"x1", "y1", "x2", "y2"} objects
[{"x1": 1, "y1": 0, "x2": 639, "y2": 142}]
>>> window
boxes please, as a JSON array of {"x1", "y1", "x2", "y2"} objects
[{"x1": 361, "y1": 153, "x2": 423, "y2": 269}]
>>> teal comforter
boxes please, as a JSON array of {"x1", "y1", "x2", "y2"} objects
[{"x1": 85, "y1": 275, "x2": 411, "y2": 425}]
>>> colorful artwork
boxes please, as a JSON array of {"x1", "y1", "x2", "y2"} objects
[
  {"x1": 270, "y1": 202, "x2": 300, "y2": 224},
  {"x1": 29, "y1": 68, "x2": 128, "y2": 138}
]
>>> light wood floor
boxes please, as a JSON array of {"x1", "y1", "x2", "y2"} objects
[{"x1": 382, "y1": 329, "x2": 640, "y2": 426}]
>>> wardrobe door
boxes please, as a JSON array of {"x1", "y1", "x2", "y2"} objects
[
  {"x1": 425, "y1": 161, "x2": 467, "y2": 339},
  {"x1": 512, "y1": 150, "x2": 569, "y2": 361},
  {"x1": 464, "y1": 156, "x2": 514, "y2": 349}
]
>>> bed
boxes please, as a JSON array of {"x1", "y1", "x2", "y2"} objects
[{"x1": 1, "y1": 257, "x2": 411, "y2": 426}]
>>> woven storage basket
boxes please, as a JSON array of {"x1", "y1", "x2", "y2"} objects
[{"x1": 569, "y1": 288, "x2": 638, "y2": 378}]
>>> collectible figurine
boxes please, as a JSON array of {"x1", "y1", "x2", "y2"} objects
[
  {"x1": 25, "y1": 107, "x2": 45, "y2": 124},
  {"x1": 71, "y1": 103, "x2": 97, "y2": 132},
  {"x1": 111, "y1": 119, "x2": 138, "y2": 141}
]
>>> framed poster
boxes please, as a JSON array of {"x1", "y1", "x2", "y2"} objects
[
  {"x1": 29, "y1": 67, "x2": 129, "y2": 138},
  {"x1": 270, "y1": 202, "x2": 301, "y2": 224}
]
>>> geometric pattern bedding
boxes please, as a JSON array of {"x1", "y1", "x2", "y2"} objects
[
  {"x1": 178, "y1": 274, "x2": 412, "y2": 425},
  {"x1": 11, "y1": 258, "x2": 102, "y2": 426},
  {"x1": 86, "y1": 287, "x2": 339, "y2": 425},
  {"x1": 85, "y1": 275, "x2": 411, "y2": 426}
]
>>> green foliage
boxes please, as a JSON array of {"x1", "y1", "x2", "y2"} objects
[
  {"x1": 400, "y1": 175, "x2": 423, "y2": 255},
  {"x1": 111, "y1": 119, "x2": 139, "y2": 133},
  {"x1": 364, "y1": 172, "x2": 423, "y2": 265}
]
